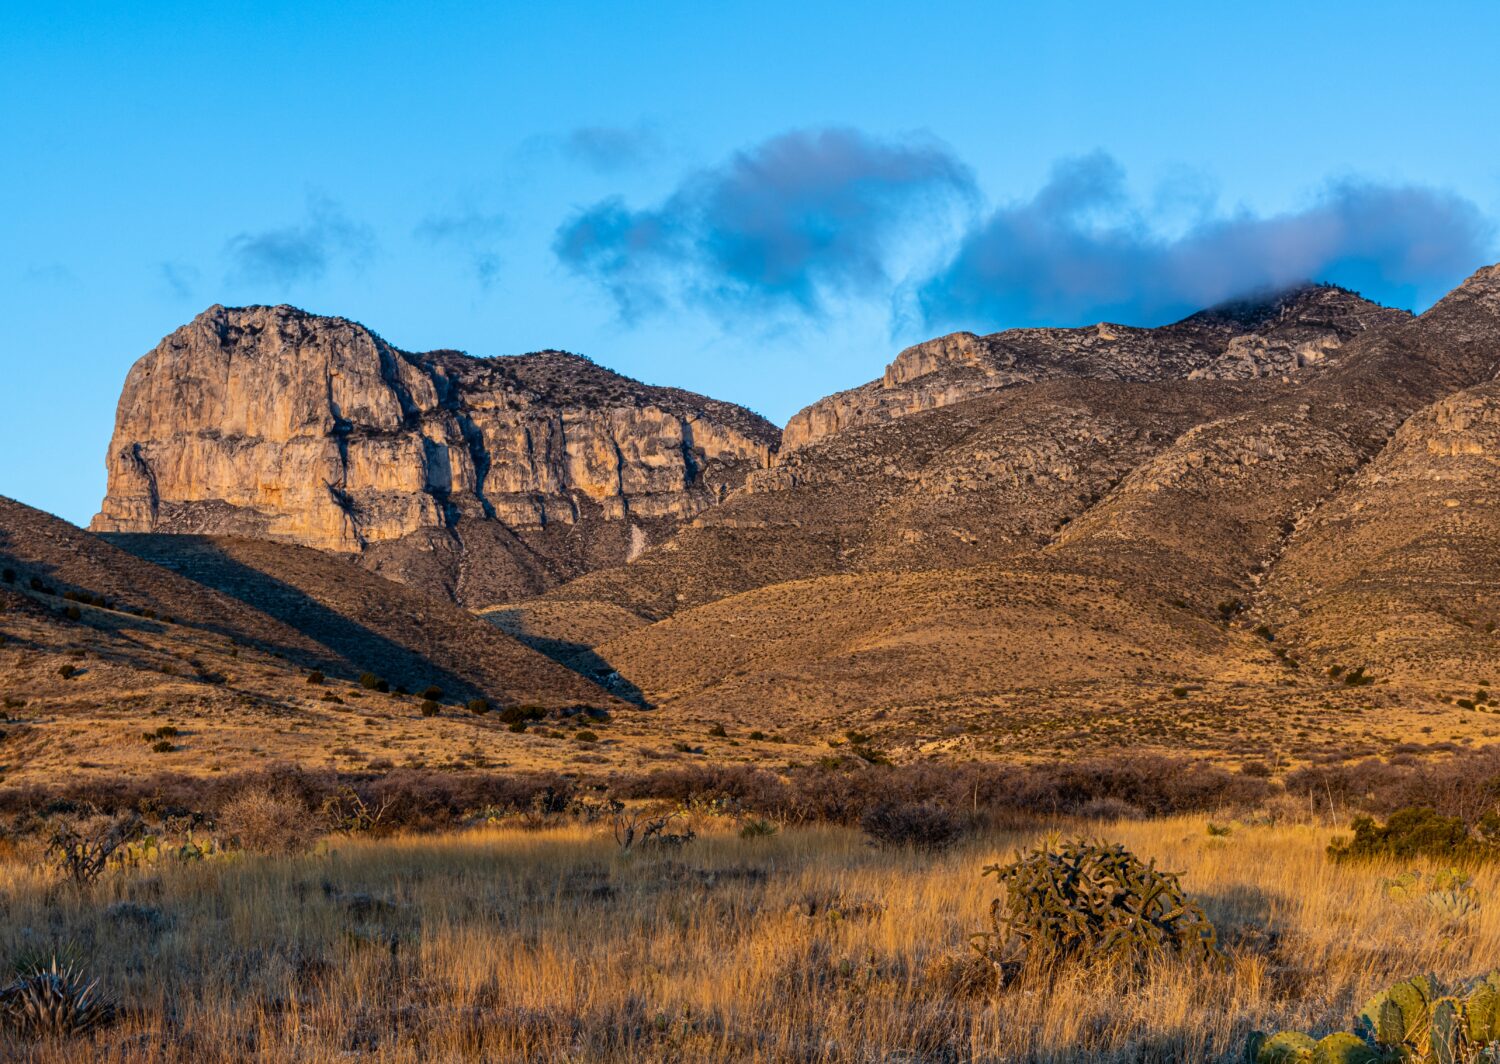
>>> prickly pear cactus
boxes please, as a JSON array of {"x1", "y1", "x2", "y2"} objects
[
  {"x1": 972, "y1": 837, "x2": 1219, "y2": 970},
  {"x1": 1247, "y1": 1029, "x2": 1384, "y2": 1063},
  {"x1": 1381, "y1": 870, "x2": 1426, "y2": 901},
  {"x1": 1250, "y1": 971, "x2": 1500, "y2": 1064},
  {"x1": 1358, "y1": 974, "x2": 1435, "y2": 1050}
]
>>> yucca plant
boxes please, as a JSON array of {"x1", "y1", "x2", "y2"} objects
[
  {"x1": 0, "y1": 956, "x2": 115, "y2": 1039},
  {"x1": 1249, "y1": 971, "x2": 1500, "y2": 1063}
]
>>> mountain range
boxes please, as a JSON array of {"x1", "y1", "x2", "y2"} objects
[{"x1": 6, "y1": 267, "x2": 1500, "y2": 783}]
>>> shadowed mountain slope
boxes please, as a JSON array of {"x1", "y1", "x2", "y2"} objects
[
  {"x1": 0, "y1": 495, "x2": 615, "y2": 708},
  {"x1": 0, "y1": 497, "x2": 640, "y2": 786},
  {"x1": 0, "y1": 495, "x2": 334, "y2": 663},
  {"x1": 101, "y1": 533, "x2": 620, "y2": 709}
]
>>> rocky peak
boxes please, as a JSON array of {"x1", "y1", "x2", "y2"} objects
[
  {"x1": 92, "y1": 306, "x2": 779, "y2": 604},
  {"x1": 781, "y1": 284, "x2": 1408, "y2": 452},
  {"x1": 1178, "y1": 282, "x2": 1372, "y2": 329},
  {"x1": 1417, "y1": 265, "x2": 1500, "y2": 335}
]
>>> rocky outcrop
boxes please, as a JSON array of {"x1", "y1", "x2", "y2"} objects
[
  {"x1": 781, "y1": 284, "x2": 1409, "y2": 451},
  {"x1": 92, "y1": 305, "x2": 779, "y2": 604}
]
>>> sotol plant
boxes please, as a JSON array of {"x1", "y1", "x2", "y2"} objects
[
  {"x1": 972, "y1": 838, "x2": 1220, "y2": 971},
  {"x1": 1250, "y1": 972, "x2": 1500, "y2": 1063},
  {"x1": 0, "y1": 956, "x2": 116, "y2": 1038}
]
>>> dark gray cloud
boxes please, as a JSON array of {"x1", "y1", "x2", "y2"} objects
[
  {"x1": 225, "y1": 198, "x2": 375, "y2": 287},
  {"x1": 554, "y1": 127, "x2": 977, "y2": 320},
  {"x1": 917, "y1": 152, "x2": 1494, "y2": 329},
  {"x1": 415, "y1": 208, "x2": 508, "y2": 289},
  {"x1": 562, "y1": 124, "x2": 661, "y2": 173}
]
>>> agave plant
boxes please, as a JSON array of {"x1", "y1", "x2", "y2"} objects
[
  {"x1": 1380, "y1": 869, "x2": 1482, "y2": 928},
  {"x1": 0, "y1": 956, "x2": 115, "y2": 1038},
  {"x1": 1249, "y1": 971, "x2": 1500, "y2": 1063},
  {"x1": 1426, "y1": 888, "x2": 1482, "y2": 926}
]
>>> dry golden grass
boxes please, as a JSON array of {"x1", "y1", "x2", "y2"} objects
[
  {"x1": 3, "y1": 814, "x2": 1499, "y2": 1061},
  {"x1": 0, "y1": 609, "x2": 833, "y2": 786}
]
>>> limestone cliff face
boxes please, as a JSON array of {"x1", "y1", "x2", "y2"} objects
[
  {"x1": 92, "y1": 305, "x2": 778, "y2": 603},
  {"x1": 781, "y1": 285, "x2": 1409, "y2": 452}
]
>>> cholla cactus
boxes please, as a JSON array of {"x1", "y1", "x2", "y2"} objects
[
  {"x1": 1249, "y1": 970, "x2": 1500, "y2": 1063},
  {"x1": 0, "y1": 957, "x2": 116, "y2": 1038},
  {"x1": 972, "y1": 837, "x2": 1220, "y2": 970}
]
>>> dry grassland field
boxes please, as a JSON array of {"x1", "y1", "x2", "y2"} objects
[{"x1": 4, "y1": 795, "x2": 1500, "y2": 1063}]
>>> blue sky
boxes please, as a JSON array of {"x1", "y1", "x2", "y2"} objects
[{"x1": 4, "y1": 1, "x2": 1500, "y2": 525}]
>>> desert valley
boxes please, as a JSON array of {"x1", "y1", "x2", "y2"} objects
[
  {"x1": 7, "y1": 271, "x2": 1500, "y2": 1059},
  {"x1": 9, "y1": 5, "x2": 1500, "y2": 1060}
]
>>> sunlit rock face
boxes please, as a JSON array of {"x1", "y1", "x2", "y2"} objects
[
  {"x1": 92, "y1": 304, "x2": 779, "y2": 603},
  {"x1": 781, "y1": 284, "x2": 1409, "y2": 452}
]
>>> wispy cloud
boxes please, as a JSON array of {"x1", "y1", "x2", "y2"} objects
[
  {"x1": 21, "y1": 263, "x2": 77, "y2": 286},
  {"x1": 414, "y1": 208, "x2": 508, "y2": 289},
  {"x1": 554, "y1": 127, "x2": 977, "y2": 321},
  {"x1": 225, "y1": 197, "x2": 375, "y2": 287},
  {"x1": 561, "y1": 123, "x2": 662, "y2": 173},
  {"x1": 917, "y1": 152, "x2": 1494, "y2": 328},
  {"x1": 159, "y1": 261, "x2": 200, "y2": 300}
]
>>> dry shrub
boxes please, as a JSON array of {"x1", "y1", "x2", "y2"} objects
[
  {"x1": 860, "y1": 801, "x2": 967, "y2": 851},
  {"x1": 45, "y1": 813, "x2": 143, "y2": 886},
  {"x1": 611, "y1": 808, "x2": 695, "y2": 852},
  {"x1": 609, "y1": 764, "x2": 790, "y2": 810},
  {"x1": 218, "y1": 787, "x2": 316, "y2": 855},
  {"x1": 777, "y1": 756, "x2": 1269, "y2": 825},
  {"x1": 0, "y1": 765, "x2": 579, "y2": 835},
  {"x1": 0, "y1": 754, "x2": 1275, "y2": 844},
  {"x1": 923, "y1": 950, "x2": 1002, "y2": 999},
  {"x1": 1288, "y1": 746, "x2": 1500, "y2": 823},
  {"x1": 1075, "y1": 797, "x2": 1145, "y2": 820}
]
